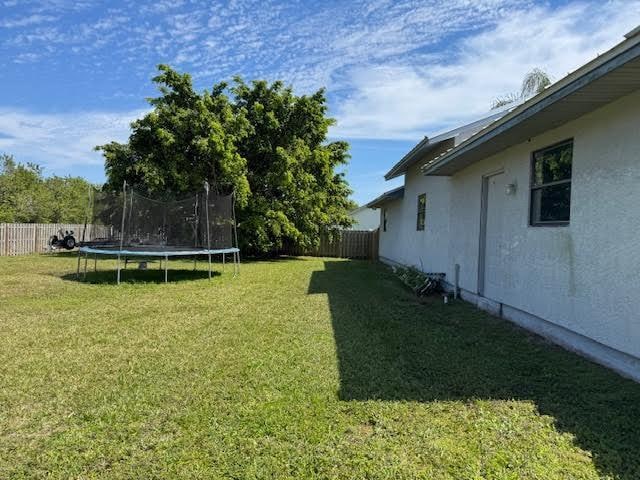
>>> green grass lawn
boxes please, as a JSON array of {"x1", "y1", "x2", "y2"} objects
[{"x1": 1, "y1": 254, "x2": 640, "y2": 479}]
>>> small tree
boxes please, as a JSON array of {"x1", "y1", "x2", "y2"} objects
[
  {"x1": 45, "y1": 176, "x2": 91, "y2": 223},
  {"x1": 0, "y1": 154, "x2": 50, "y2": 222},
  {"x1": 0, "y1": 154, "x2": 92, "y2": 223}
]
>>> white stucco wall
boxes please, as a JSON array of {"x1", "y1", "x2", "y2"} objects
[
  {"x1": 378, "y1": 88, "x2": 640, "y2": 367},
  {"x1": 348, "y1": 207, "x2": 379, "y2": 230},
  {"x1": 447, "y1": 88, "x2": 640, "y2": 360},
  {"x1": 378, "y1": 197, "x2": 403, "y2": 261},
  {"x1": 378, "y1": 163, "x2": 451, "y2": 274}
]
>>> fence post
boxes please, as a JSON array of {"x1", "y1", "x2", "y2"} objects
[
  {"x1": 5, "y1": 224, "x2": 10, "y2": 256},
  {"x1": 33, "y1": 225, "x2": 39, "y2": 253}
]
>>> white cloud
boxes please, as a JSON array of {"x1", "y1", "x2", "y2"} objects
[
  {"x1": 0, "y1": 109, "x2": 146, "y2": 171},
  {"x1": 2, "y1": 0, "x2": 639, "y2": 179},
  {"x1": 12, "y1": 52, "x2": 41, "y2": 63},
  {"x1": 0, "y1": 14, "x2": 57, "y2": 28},
  {"x1": 331, "y1": 0, "x2": 640, "y2": 140}
]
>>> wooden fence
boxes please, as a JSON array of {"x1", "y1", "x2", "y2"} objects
[
  {"x1": 0, "y1": 224, "x2": 378, "y2": 259},
  {"x1": 283, "y1": 229, "x2": 379, "y2": 260},
  {"x1": 0, "y1": 223, "x2": 111, "y2": 256}
]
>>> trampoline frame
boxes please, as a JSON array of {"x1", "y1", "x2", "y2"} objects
[
  {"x1": 76, "y1": 246, "x2": 239, "y2": 283},
  {"x1": 76, "y1": 181, "x2": 241, "y2": 284}
]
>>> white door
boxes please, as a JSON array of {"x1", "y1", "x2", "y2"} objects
[{"x1": 478, "y1": 172, "x2": 506, "y2": 300}]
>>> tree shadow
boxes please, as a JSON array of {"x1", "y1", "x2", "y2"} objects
[
  {"x1": 308, "y1": 259, "x2": 640, "y2": 479},
  {"x1": 42, "y1": 251, "x2": 80, "y2": 258},
  {"x1": 59, "y1": 268, "x2": 220, "y2": 285},
  {"x1": 239, "y1": 254, "x2": 308, "y2": 263}
]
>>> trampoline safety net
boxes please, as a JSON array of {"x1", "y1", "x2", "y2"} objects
[
  {"x1": 80, "y1": 183, "x2": 237, "y2": 251},
  {"x1": 77, "y1": 182, "x2": 239, "y2": 283}
]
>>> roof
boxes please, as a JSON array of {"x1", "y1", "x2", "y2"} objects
[
  {"x1": 384, "y1": 107, "x2": 513, "y2": 180},
  {"x1": 365, "y1": 186, "x2": 405, "y2": 209},
  {"x1": 422, "y1": 26, "x2": 640, "y2": 176},
  {"x1": 348, "y1": 205, "x2": 370, "y2": 215}
]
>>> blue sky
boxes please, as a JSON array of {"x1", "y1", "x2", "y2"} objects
[{"x1": 0, "y1": 0, "x2": 638, "y2": 204}]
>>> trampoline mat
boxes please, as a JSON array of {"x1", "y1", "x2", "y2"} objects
[{"x1": 79, "y1": 246, "x2": 239, "y2": 257}]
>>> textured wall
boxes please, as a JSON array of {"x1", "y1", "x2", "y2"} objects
[
  {"x1": 448, "y1": 88, "x2": 640, "y2": 359},
  {"x1": 378, "y1": 166, "x2": 451, "y2": 274},
  {"x1": 379, "y1": 88, "x2": 640, "y2": 361}
]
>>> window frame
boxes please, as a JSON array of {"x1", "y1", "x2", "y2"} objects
[
  {"x1": 529, "y1": 139, "x2": 573, "y2": 227},
  {"x1": 416, "y1": 193, "x2": 426, "y2": 231}
]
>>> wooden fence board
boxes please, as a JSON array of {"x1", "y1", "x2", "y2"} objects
[
  {"x1": 282, "y1": 229, "x2": 378, "y2": 260},
  {"x1": 0, "y1": 223, "x2": 111, "y2": 256}
]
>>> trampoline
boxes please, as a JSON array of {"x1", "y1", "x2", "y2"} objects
[{"x1": 76, "y1": 181, "x2": 240, "y2": 284}]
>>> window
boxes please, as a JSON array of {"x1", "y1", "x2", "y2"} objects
[
  {"x1": 382, "y1": 208, "x2": 387, "y2": 232},
  {"x1": 530, "y1": 140, "x2": 572, "y2": 226},
  {"x1": 416, "y1": 194, "x2": 426, "y2": 231}
]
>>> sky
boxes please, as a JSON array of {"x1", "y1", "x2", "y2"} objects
[{"x1": 0, "y1": 1, "x2": 639, "y2": 204}]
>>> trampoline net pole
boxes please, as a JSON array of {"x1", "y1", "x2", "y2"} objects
[
  {"x1": 78, "y1": 181, "x2": 239, "y2": 285},
  {"x1": 194, "y1": 194, "x2": 199, "y2": 271},
  {"x1": 204, "y1": 181, "x2": 212, "y2": 279},
  {"x1": 83, "y1": 251, "x2": 88, "y2": 278},
  {"x1": 77, "y1": 185, "x2": 93, "y2": 278},
  {"x1": 117, "y1": 181, "x2": 127, "y2": 285},
  {"x1": 232, "y1": 190, "x2": 240, "y2": 276}
]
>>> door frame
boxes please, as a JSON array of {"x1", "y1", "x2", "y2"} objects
[{"x1": 477, "y1": 169, "x2": 504, "y2": 296}]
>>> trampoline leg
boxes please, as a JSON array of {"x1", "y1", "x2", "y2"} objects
[
  {"x1": 235, "y1": 251, "x2": 238, "y2": 277},
  {"x1": 164, "y1": 255, "x2": 168, "y2": 283},
  {"x1": 117, "y1": 254, "x2": 121, "y2": 285},
  {"x1": 76, "y1": 252, "x2": 81, "y2": 279},
  {"x1": 208, "y1": 253, "x2": 212, "y2": 280},
  {"x1": 83, "y1": 252, "x2": 88, "y2": 279},
  {"x1": 222, "y1": 252, "x2": 225, "y2": 271},
  {"x1": 94, "y1": 255, "x2": 97, "y2": 272}
]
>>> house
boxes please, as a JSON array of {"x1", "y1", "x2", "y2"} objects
[
  {"x1": 368, "y1": 26, "x2": 640, "y2": 381},
  {"x1": 367, "y1": 109, "x2": 513, "y2": 273},
  {"x1": 347, "y1": 205, "x2": 380, "y2": 231}
]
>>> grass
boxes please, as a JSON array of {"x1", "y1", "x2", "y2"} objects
[{"x1": 1, "y1": 254, "x2": 640, "y2": 479}]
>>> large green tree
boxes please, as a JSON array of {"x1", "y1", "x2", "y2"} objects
[
  {"x1": 0, "y1": 154, "x2": 92, "y2": 223},
  {"x1": 99, "y1": 65, "x2": 250, "y2": 202},
  {"x1": 98, "y1": 66, "x2": 354, "y2": 255},
  {"x1": 230, "y1": 78, "x2": 354, "y2": 253}
]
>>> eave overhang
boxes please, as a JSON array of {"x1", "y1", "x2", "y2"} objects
[{"x1": 365, "y1": 186, "x2": 405, "y2": 209}]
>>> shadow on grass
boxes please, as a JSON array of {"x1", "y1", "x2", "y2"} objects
[
  {"x1": 45, "y1": 251, "x2": 307, "y2": 263},
  {"x1": 308, "y1": 259, "x2": 640, "y2": 480},
  {"x1": 60, "y1": 268, "x2": 221, "y2": 284},
  {"x1": 235, "y1": 254, "x2": 308, "y2": 263},
  {"x1": 41, "y1": 251, "x2": 80, "y2": 258}
]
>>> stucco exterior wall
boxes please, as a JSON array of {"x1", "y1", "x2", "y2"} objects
[
  {"x1": 377, "y1": 88, "x2": 640, "y2": 370},
  {"x1": 378, "y1": 197, "x2": 403, "y2": 263},
  {"x1": 378, "y1": 163, "x2": 451, "y2": 273},
  {"x1": 447, "y1": 88, "x2": 640, "y2": 359}
]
